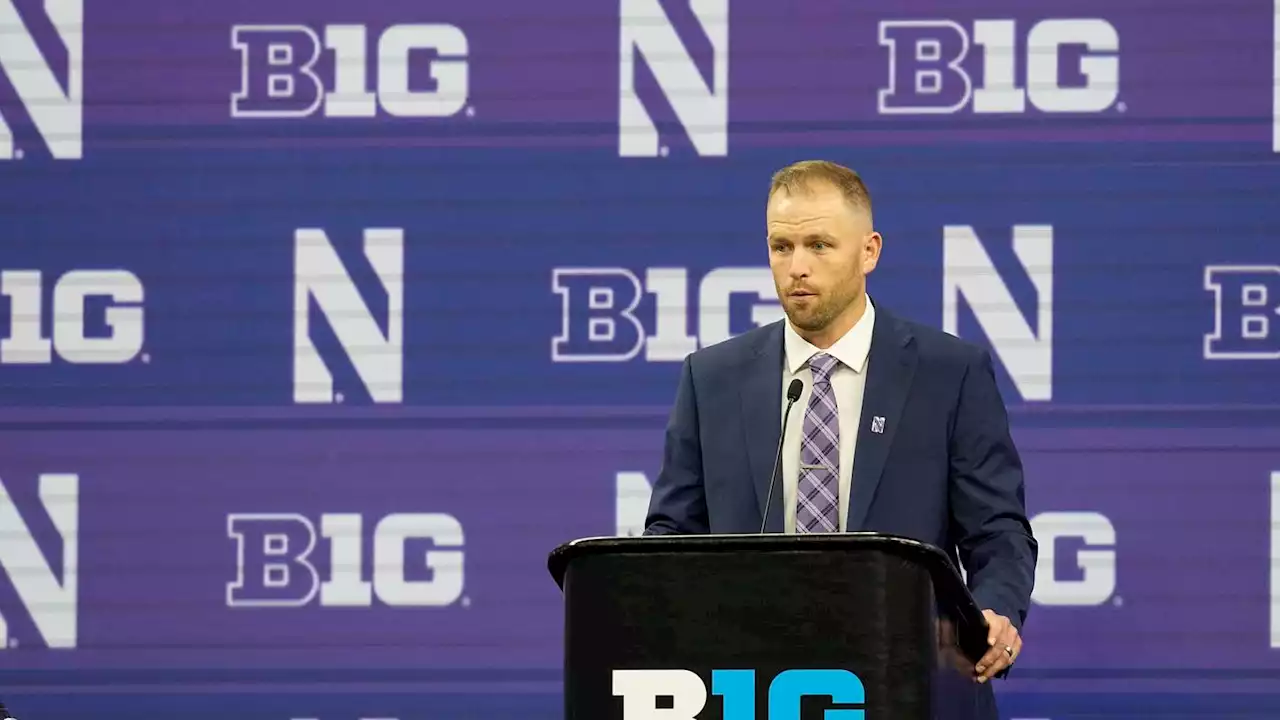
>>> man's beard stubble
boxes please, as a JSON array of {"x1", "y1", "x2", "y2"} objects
[
  {"x1": 786, "y1": 298, "x2": 836, "y2": 332},
  {"x1": 783, "y1": 288, "x2": 855, "y2": 333}
]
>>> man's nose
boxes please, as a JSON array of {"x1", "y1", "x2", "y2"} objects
[{"x1": 789, "y1": 249, "x2": 812, "y2": 279}]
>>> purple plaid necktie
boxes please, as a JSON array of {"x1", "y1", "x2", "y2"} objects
[{"x1": 797, "y1": 352, "x2": 841, "y2": 533}]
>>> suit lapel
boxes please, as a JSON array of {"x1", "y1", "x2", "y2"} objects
[
  {"x1": 740, "y1": 322, "x2": 785, "y2": 532},
  {"x1": 846, "y1": 308, "x2": 917, "y2": 531}
]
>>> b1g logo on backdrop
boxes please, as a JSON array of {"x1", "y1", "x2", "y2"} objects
[
  {"x1": 1204, "y1": 265, "x2": 1280, "y2": 359},
  {"x1": 0, "y1": 269, "x2": 146, "y2": 365},
  {"x1": 226, "y1": 512, "x2": 465, "y2": 608},
  {"x1": 0, "y1": 0, "x2": 83, "y2": 160},
  {"x1": 232, "y1": 22, "x2": 470, "y2": 119},
  {"x1": 1030, "y1": 511, "x2": 1117, "y2": 607},
  {"x1": 613, "y1": 668, "x2": 864, "y2": 719},
  {"x1": 552, "y1": 267, "x2": 782, "y2": 363},
  {"x1": 0, "y1": 473, "x2": 79, "y2": 649},
  {"x1": 878, "y1": 18, "x2": 1120, "y2": 115}
]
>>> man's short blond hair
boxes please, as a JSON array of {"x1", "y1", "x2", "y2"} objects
[{"x1": 768, "y1": 160, "x2": 872, "y2": 220}]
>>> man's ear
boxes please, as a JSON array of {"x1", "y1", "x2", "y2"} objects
[{"x1": 863, "y1": 231, "x2": 883, "y2": 273}]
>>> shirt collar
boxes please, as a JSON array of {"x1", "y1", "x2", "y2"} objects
[{"x1": 784, "y1": 294, "x2": 875, "y2": 375}]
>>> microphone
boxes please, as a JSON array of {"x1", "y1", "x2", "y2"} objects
[{"x1": 760, "y1": 378, "x2": 804, "y2": 533}]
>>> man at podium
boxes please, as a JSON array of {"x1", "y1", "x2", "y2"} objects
[{"x1": 643, "y1": 160, "x2": 1038, "y2": 687}]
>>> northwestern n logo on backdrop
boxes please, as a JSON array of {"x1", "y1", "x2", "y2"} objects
[
  {"x1": 618, "y1": 0, "x2": 728, "y2": 157},
  {"x1": 293, "y1": 228, "x2": 406, "y2": 404},
  {"x1": 0, "y1": 0, "x2": 84, "y2": 160},
  {"x1": 0, "y1": 473, "x2": 79, "y2": 650}
]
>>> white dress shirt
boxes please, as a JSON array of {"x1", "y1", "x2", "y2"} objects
[{"x1": 780, "y1": 295, "x2": 875, "y2": 533}]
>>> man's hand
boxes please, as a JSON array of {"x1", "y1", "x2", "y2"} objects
[{"x1": 974, "y1": 609, "x2": 1021, "y2": 682}]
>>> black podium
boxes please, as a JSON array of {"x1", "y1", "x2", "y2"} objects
[{"x1": 548, "y1": 533, "x2": 995, "y2": 720}]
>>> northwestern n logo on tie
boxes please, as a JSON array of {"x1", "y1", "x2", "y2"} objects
[{"x1": 0, "y1": 0, "x2": 84, "y2": 160}]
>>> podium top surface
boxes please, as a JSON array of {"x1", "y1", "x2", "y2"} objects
[
  {"x1": 549, "y1": 533, "x2": 976, "y2": 609},
  {"x1": 548, "y1": 532, "x2": 993, "y2": 672},
  {"x1": 550, "y1": 532, "x2": 945, "y2": 583}
]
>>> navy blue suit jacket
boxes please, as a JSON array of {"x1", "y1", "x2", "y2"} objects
[{"x1": 644, "y1": 301, "x2": 1037, "y2": 633}]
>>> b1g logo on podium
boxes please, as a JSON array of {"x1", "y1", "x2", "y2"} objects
[
  {"x1": 613, "y1": 668, "x2": 865, "y2": 720},
  {"x1": 878, "y1": 18, "x2": 1120, "y2": 115}
]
